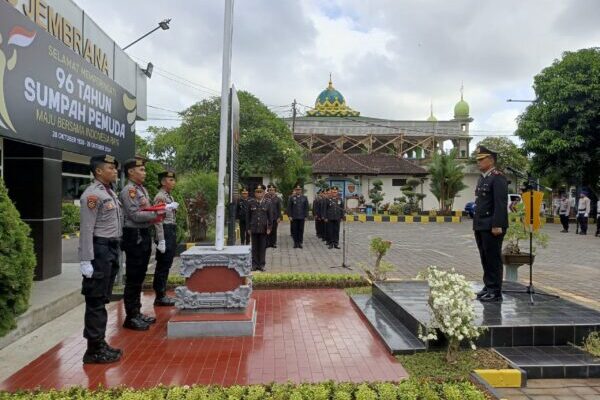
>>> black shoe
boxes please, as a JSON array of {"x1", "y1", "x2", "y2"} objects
[
  {"x1": 293, "y1": 243, "x2": 299, "y2": 248},
  {"x1": 83, "y1": 346, "x2": 121, "y2": 364},
  {"x1": 334, "y1": 244, "x2": 341, "y2": 249},
  {"x1": 328, "y1": 244, "x2": 333, "y2": 249},
  {"x1": 100, "y1": 340, "x2": 123, "y2": 357},
  {"x1": 476, "y1": 288, "x2": 488, "y2": 299},
  {"x1": 123, "y1": 315, "x2": 150, "y2": 331},
  {"x1": 479, "y1": 292, "x2": 503, "y2": 303},
  {"x1": 272, "y1": 244, "x2": 277, "y2": 248},
  {"x1": 138, "y1": 313, "x2": 156, "y2": 324},
  {"x1": 580, "y1": 232, "x2": 587, "y2": 235},
  {"x1": 560, "y1": 229, "x2": 568, "y2": 233},
  {"x1": 298, "y1": 243, "x2": 303, "y2": 249},
  {"x1": 154, "y1": 296, "x2": 176, "y2": 307}
]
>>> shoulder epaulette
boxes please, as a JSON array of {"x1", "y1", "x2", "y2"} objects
[{"x1": 492, "y1": 169, "x2": 504, "y2": 176}]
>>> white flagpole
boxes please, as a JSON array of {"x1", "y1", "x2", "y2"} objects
[{"x1": 215, "y1": 0, "x2": 234, "y2": 250}]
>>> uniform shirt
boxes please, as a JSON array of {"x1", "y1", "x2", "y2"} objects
[
  {"x1": 558, "y1": 198, "x2": 570, "y2": 216},
  {"x1": 287, "y1": 194, "x2": 309, "y2": 219},
  {"x1": 325, "y1": 197, "x2": 345, "y2": 220},
  {"x1": 268, "y1": 194, "x2": 282, "y2": 222},
  {"x1": 236, "y1": 197, "x2": 249, "y2": 222},
  {"x1": 578, "y1": 196, "x2": 591, "y2": 215},
  {"x1": 473, "y1": 167, "x2": 508, "y2": 231},
  {"x1": 246, "y1": 197, "x2": 273, "y2": 234},
  {"x1": 154, "y1": 188, "x2": 176, "y2": 242},
  {"x1": 79, "y1": 179, "x2": 122, "y2": 261},
  {"x1": 120, "y1": 181, "x2": 157, "y2": 228}
]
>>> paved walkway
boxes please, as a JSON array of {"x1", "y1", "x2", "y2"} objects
[
  {"x1": 0, "y1": 290, "x2": 405, "y2": 390},
  {"x1": 267, "y1": 221, "x2": 600, "y2": 305},
  {"x1": 497, "y1": 378, "x2": 600, "y2": 399}
]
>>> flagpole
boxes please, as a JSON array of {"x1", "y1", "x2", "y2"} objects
[{"x1": 215, "y1": 0, "x2": 234, "y2": 251}]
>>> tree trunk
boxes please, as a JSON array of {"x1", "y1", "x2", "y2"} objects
[{"x1": 446, "y1": 338, "x2": 460, "y2": 364}]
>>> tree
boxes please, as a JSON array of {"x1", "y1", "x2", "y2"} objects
[
  {"x1": 0, "y1": 178, "x2": 36, "y2": 337},
  {"x1": 516, "y1": 48, "x2": 600, "y2": 188},
  {"x1": 368, "y1": 179, "x2": 384, "y2": 211},
  {"x1": 428, "y1": 149, "x2": 468, "y2": 213},
  {"x1": 471, "y1": 137, "x2": 528, "y2": 172},
  {"x1": 400, "y1": 178, "x2": 426, "y2": 214}
]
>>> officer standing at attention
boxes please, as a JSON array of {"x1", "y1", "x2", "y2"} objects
[
  {"x1": 287, "y1": 185, "x2": 309, "y2": 248},
  {"x1": 313, "y1": 191, "x2": 322, "y2": 240},
  {"x1": 79, "y1": 155, "x2": 123, "y2": 364},
  {"x1": 473, "y1": 146, "x2": 508, "y2": 303},
  {"x1": 577, "y1": 191, "x2": 591, "y2": 235},
  {"x1": 153, "y1": 171, "x2": 180, "y2": 307},
  {"x1": 246, "y1": 184, "x2": 273, "y2": 271},
  {"x1": 120, "y1": 157, "x2": 172, "y2": 330},
  {"x1": 558, "y1": 192, "x2": 571, "y2": 233},
  {"x1": 266, "y1": 184, "x2": 282, "y2": 248},
  {"x1": 237, "y1": 188, "x2": 250, "y2": 245},
  {"x1": 325, "y1": 186, "x2": 345, "y2": 249}
]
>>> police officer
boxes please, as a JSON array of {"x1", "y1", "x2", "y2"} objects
[
  {"x1": 577, "y1": 191, "x2": 591, "y2": 235},
  {"x1": 325, "y1": 186, "x2": 345, "y2": 249},
  {"x1": 313, "y1": 191, "x2": 322, "y2": 240},
  {"x1": 266, "y1": 184, "x2": 282, "y2": 248},
  {"x1": 558, "y1": 192, "x2": 570, "y2": 233},
  {"x1": 120, "y1": 157, "x2": 174, "y2": 330},
  {"x1": 237, "y1": 188, "x2": 250, "y2": 245},
  {"x1": 246, "y1": 184, "x2": 273, "y2": 271},
  {"x1": 287, "y1": 185, "x2": 309, "y2": 248},
  {"x1": 153, "y1": 171, "x2": 180, "y2": 307},
  {"x1": 79, "y1": 155, "x2": 122, "y2": 364},
  {"x1": 473, "y1": 146, "x2": 508, "y2": 303}
]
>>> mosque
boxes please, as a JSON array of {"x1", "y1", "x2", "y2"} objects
[{"x1": 285, "y1": 78, "x2": 479, "y2": 212}]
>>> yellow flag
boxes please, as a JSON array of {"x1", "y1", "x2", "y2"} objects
[{"x1": 522, "y1": 191, "x2": 544, "y2": 232}]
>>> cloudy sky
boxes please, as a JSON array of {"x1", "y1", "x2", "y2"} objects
[{"x1": 76, "y1": 0, "x2": 600, "y2": 145}]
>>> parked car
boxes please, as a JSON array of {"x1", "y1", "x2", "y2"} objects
[
  {"x1": 464, "y1": 201, "x2": 476, "y2": 218},
  {"x1": 508, "y1": 194, "x2": 522, "y2": 212}
]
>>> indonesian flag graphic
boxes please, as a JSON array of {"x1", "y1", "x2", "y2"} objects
[{"x1": 7, "y1": 26, "x2": 36, "y2": 47}]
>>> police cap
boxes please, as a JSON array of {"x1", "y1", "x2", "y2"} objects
[
  {"x1": 255, "y1": 184, "x2": 266, "y2": 192},
  {"x1": 475, "y1": 145, "x2": 498, "y2": 161},
  {"x1": 123, "y1": 156, "x2": 146, "y2": 172},
  {"x1": 89, "y1": 154, "x2": 119, "y2": 173},
  {"x1": 158, "y1": 170, "x2": 176, "y2": 181}
]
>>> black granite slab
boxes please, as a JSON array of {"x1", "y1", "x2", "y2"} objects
[
  {"x1": 372, "y1": 281, "x2": 600, "y2": 347},
  {"x1": 495, "y1": 346, "x2": 600, "y2": 379},
  {"x1": 350, "y1": 295, "x2": 426, "y2": 354}
]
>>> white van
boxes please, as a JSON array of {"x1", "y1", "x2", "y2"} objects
[{"x1": 508, "y1": 194, "x2": 521, "y2": 212}]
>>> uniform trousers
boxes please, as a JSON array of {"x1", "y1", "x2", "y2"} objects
[
  {"x1": 154, "y1": 224, "x2": 176, "y2": 297},
  {"x1": 327, "y1": 219, "x2": 341, "y2": 245},
  {"x1": 239, "y1": 220, "x2": 250, "y2": 244},
  {"x1": 251, "y1": 233, "x2": 267, "y2": 269},
  {"x1": 474, "y1": 230, "x2": 505, "y2": 294},
  {"x1": 577, "y1": 214, "x2": 588, "y2": 234},
  {"x1": 267, "y1": 220, "x2": 278, "y2": 247},
  {"x1": 559, "y1": 214, "x2": 569, "y2": 231},
  {"x1": 291, "y1": 219, "x2": 306, "y2": 245},
  {"x1": 122, "y1": 227, "x2": 152, "y2": 317}
]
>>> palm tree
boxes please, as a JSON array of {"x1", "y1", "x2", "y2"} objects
[{"x1": 428, "y1": 149, "x2": 468, "y2": 214}]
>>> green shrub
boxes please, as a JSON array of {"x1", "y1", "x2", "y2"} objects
[
  {"x1": 61, "y1": 202, "x2": 79, "y2": 235},
  {"x1": 0, "y1": 178, "x2": 36, "y2": 337},
  {"x1": 583, "y1": 331, "x2": 600, "y2": 356}
]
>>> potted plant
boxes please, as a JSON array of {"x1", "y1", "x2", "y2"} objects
[{"x1": 502, "y1": 203, "x2": 549, "y2": 281}]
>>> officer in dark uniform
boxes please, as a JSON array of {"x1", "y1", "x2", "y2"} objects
[
  {"x1": 325, "y1": 186, "x2": 345, "y2": 249},
  {"x1": 153, "y1": 171, "x2": 180, "y2": 307},
  {"x1": 313, "y1": 191, "x2": 322, "y2": 239},
  {"x1": 473, "y1": 146, "x2": 508, "y2": 302},
  {"x1": 120, "y1": 157, "x2": 173, "y2": 330},
  {"x1": 287, "y1": 185, "x2": 309, "y2": 248},
  {"x1": 246, "y1": 184, "x2": 273, "y2": 271},
  {"x1": 237, "y1": 188, "x2": 250, "y2": 245},
  {"x1": 79, "y1": 154, "x2": 122, "y2": 364},
  {"x1": 266, "y1": 184, "x2": 282, "y2": 248},
  {"x1": 320, "y1": 187, "x2": 330, "y2": 244}
]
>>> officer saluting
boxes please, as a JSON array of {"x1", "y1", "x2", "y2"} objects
[
  {"x1": 246, "y1": 184, "x2": 273, "y2": 271},
  {"x1": 473, "y1": 146, "x2": 508, "y2": 302},
  {"x1": 325, "y1": 186, "x2": 345, "y2": 249},
  {"x1": 287, "y1": 185, "x2": 309, "y2": 248},
  {"x1": 120, "y1": 157, "x2": 173, "y2": 330},
  {"x1": 153, "y1": 171, "x2": 179, "y2": 307},
  {"x1": 79, "y1": 155, "x2": 122, "y2": 364}
]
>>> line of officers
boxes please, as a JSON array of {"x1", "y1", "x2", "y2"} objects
[
  {"x1": 78, "y1": 155, "x2": 180, "y2": 365},
  {"x1": 236, "y1": 184, "x2": 346, "y2": 271}
]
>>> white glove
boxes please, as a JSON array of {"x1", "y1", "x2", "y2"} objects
[
  {"x1": 157, "y1": 240, "x2": 166, "y2": 253},
  {"x1": 584, "y1": 213, "x2": 588, "y2": 218},
  {"x1": 165, "y1": 202, "x2": 179, "y2": 211},
  {"x1": 80, "y1": 261, "x2": 93, "y2": 278}
]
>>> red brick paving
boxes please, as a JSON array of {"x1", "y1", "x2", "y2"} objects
[{"x1": 0, "y1": 289, "x2": 406, "y2": 390}]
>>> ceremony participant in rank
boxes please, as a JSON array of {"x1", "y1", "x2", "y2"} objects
[
  {"x1": 577, "y1": 191, "x2": 591, "y2": 235},
  {"x1": 473, "y1": 146, "x2": 508, "y2": 303},
  {"x1": 313, "y1": 191, "x2": 322, "y2": 240},
  {"x1": 558, "y1": 192, "x2": 571, "y2": 233},
  {"x1": 325, "y1": 186, "x2": 345, "y2": 249},
  {"x1": 237, "y1": 188, "x2": 251, "y2": 245},
  {"x1": 266, "y1": 184, "x2": 282, "y2": 248},
  {"x1": 322, "y1": 187, "x2": 331, "y2": 245},
  {"x1": 596, "y1": 199, "x2": 600, "y2": 237},
  {"x1": 120, "y1": 157, "x2": 173, "y2": 330},
  {"x1": 246, "y1": 184, "x2": 273, "y2": 271},
  {"x1": 287, "y1": 185, "x2": 309, "y2": 248},
  {"x1": 79, "y1": 155, "x2": 122, "y2": 364},
  {"x1": 153, "y1": 171, "x2": 180, "y2": 307}
]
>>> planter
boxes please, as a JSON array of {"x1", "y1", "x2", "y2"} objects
[{"x1": 501, "y1": 253, "x2": 535, "y2": 282}]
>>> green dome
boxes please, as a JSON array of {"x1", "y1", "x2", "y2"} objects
[
  {"x1": 427, "y1": 114, "x2": 438, "y2": 122},
  {"x1": 454, "y1": 98, "x2": 469, "y2": 119},
  {"x1": 316, "y1": 81, "x2": 345, "y2": 105}
]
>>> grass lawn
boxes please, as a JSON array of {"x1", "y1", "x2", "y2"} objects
[{"x1": 397, "y1": 349, "x2": 510, "y2": 381}]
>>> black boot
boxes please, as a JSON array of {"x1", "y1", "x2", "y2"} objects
[
  {"x1": 154, "y1": 294, "x2": 176, "y2": 307},
  {"x1": 138, "y1": 313, "x2": 157, "y2": 324},
  {"x1": 476, "y1": 287, "x2": 488, "y2": 299},
  {"x1": 123, "y1": 314, "x2": 150, "y2": 331},
  {"x1": 83, "y1": 341, "x2": 121, "y2": 364},
  {"x1": 100, "y1": 340, "x2": 123, "y2": 357}
]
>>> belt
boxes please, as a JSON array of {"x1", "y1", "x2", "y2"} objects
[
  {"x1": 123, "y1": 227, "x2": 150, "y2": 233},
  {"x1": 93, "y1": 237, "x2": 121, "y2": 246}
]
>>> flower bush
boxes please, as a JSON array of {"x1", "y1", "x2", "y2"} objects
[{"x1": 416, "y1": 266, "x2": 484, "y2": 363}]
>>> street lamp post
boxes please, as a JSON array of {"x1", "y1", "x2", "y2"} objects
[{"x1": 122, "y1": 19, "x2": 171, "y2": 50}]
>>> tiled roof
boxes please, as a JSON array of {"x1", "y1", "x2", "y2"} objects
[{"x1": 311, "y1": 151, "x2": 428, "y2": 175}]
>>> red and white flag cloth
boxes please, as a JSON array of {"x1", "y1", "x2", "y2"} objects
[{"x1": 8, "y1": 26, "x2": 36, "y2": 47}]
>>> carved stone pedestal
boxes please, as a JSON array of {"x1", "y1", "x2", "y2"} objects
[{"x1": 167, "y1": 245, "x2": 255, "y2": 338}]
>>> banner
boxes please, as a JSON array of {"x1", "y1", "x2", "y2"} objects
[
  {"x1": 0, "y1": 1, "x2": 135, "y2": 161},
  {"x1": 522, "y1": 190, "x2": 544, "y2": 232}
]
